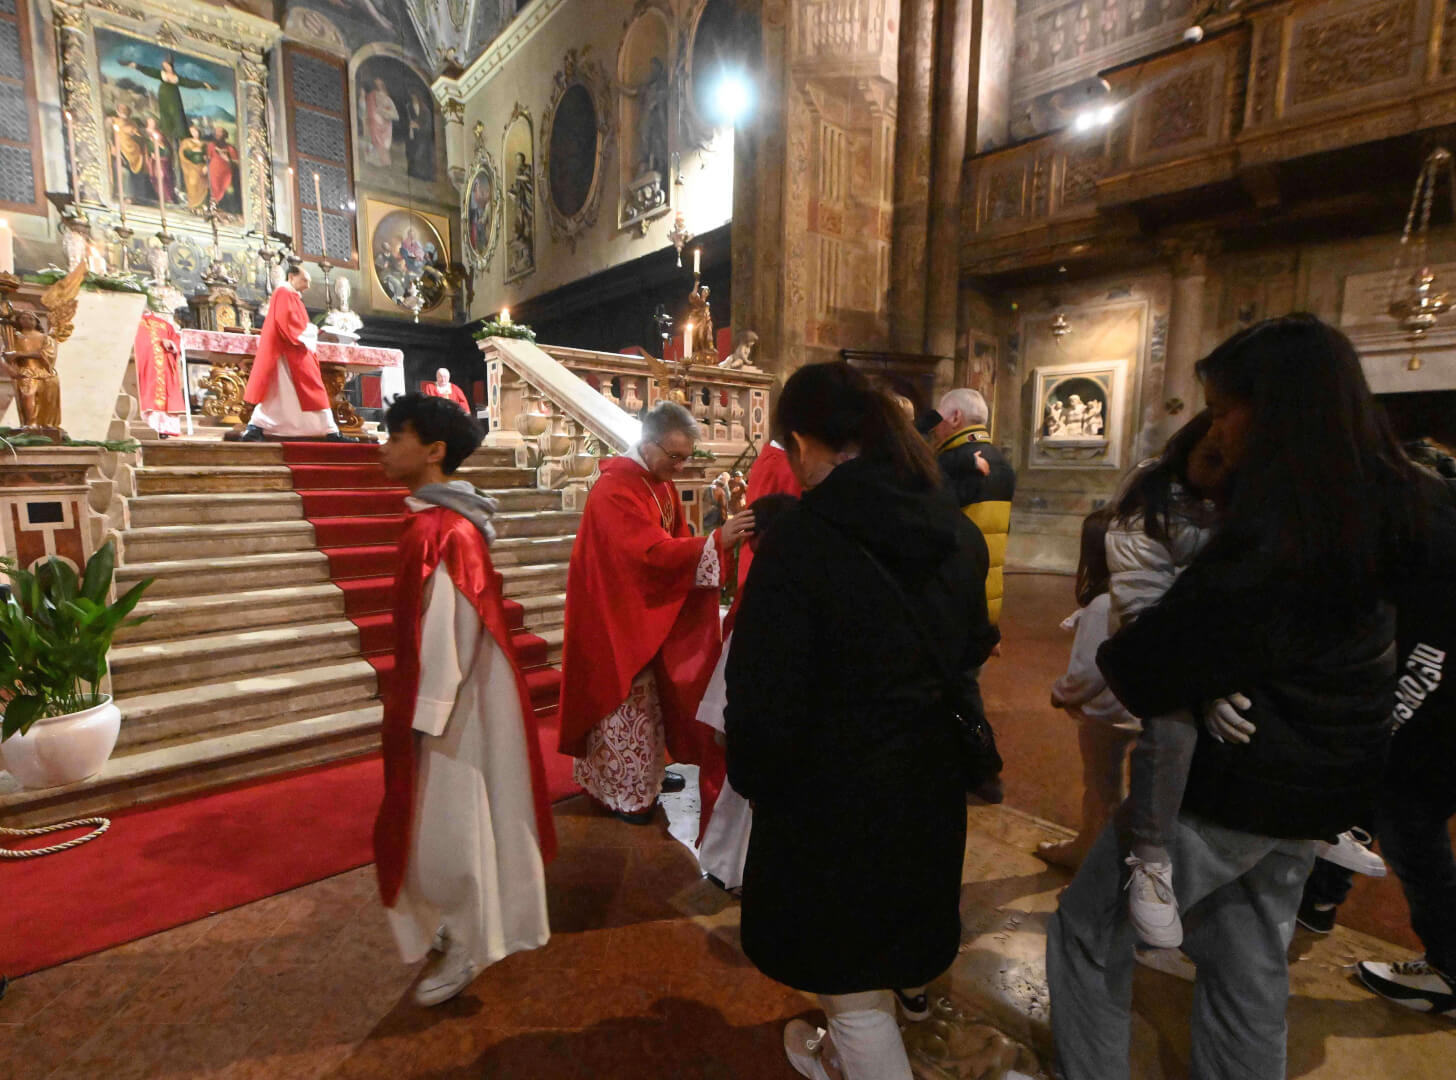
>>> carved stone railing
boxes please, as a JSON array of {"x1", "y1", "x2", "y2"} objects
[
  {"x1": 794, "y1": 0, "x2": 896, "y2": 83},
  {"x1": 479, "y1": 338, "x2": 774, "y2": 526},
  {"x1": 963, "y1": 0, "x2": 1456, "y2": 273}
]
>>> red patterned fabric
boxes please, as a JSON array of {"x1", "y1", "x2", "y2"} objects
[
  {"x1": 134, "y1": 312, "x2": 184, "y2": 416},
  {"x1": 374, "y1": 506, "x2": 558, "y2": 907}
]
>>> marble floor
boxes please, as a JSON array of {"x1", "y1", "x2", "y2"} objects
[{"x1": 2, "y1": 574, "x2": 1453, "y2": 1078}]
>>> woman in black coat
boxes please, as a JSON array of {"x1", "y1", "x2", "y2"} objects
[{"x1": 725, "y1": 362, "x2": 998, "y2": 1080}]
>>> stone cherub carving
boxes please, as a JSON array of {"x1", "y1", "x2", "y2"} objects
[
  {"x1": 2, "y1": 260, "x2": 85, "y2": 435},
  {"x1": 720, "y1": 329, "x2": 761, "y2": 371}
]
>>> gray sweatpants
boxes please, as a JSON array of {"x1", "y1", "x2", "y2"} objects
[{"x1": 1046, "y1": 814, "x2": 1315, "y2": 1080}]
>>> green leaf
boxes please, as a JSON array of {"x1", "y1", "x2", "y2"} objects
[
  {"x1": 81, "y1": 540, "x2": 116, "y2": 604},
  {"x1": 2, "y1": 695, "x2": 43, "y2": 740}
]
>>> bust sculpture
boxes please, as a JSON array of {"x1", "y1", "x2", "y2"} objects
[{"x1": 322, "y1": 274, "x2": 363, "y2": 342}]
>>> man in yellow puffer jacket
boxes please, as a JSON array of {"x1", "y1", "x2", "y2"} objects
[{"x1": 929, "y1": 389, "x2": 1016, "y2": 624}]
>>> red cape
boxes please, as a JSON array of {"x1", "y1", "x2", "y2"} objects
[
  {"x1": 207, "y1": 142, "x2": 238, "y2": 203},
  {"x1": 737, "y1": 443, "x2": 802, "y2": 586},
  {"x1": 134, "y1": 312, "x2": 183, "y2": 415},
  {"x1": 424, "y1": 381, "x2": 471, "y2": 410},
  {"x1": 557, "y1": 455, "x2": 723, "y2": 769},
  {"x1": 374, "y1": 507, "x2": 558, "y2": 907},
  {"x1": 244, "y1": 286, "x2": 331, "y2": 411}
]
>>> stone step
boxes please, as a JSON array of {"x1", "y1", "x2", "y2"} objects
[
  {"x1": 119, "y1": 584, "x2": 346, "y2": 643},
  {"x1": 115, "y1": 659, "x2": 379, "y2": 752},
  {"x1": 120, "y1": 520, "x2": 318, "y2": 562},
  {"x1": 0, "y1": 705, "x2": 381, "y2": 828},
  {"x1": 488, "y1": 534, "x2": 576, "y2": 566},
  {"x1": 447, "y1": 465, "x2": 535, "y2": 490},
  {"x1": 516, "y1": 591, "x2": 567, "y2": 632},
  {"x1": 126, "y1": 491, "x2": 306, "y2": 528},
  {"x1": 110, "y1": 620, "x2": 362, "y2": 695},
  {"x1": 493, "y1": 509, "x2": 581, "y2": 539},
  {"x1": 117, "y1": 550, "x2": 331, "y2": 598},
  {"x1": 135, "y1": 466, "x2": 296, "y2": 495},
  {"x1": 537, "y1": 626, "x2": 564, "y2": 665},
  {"x1": 498, "y1": 561, "x2": 569, "y2": 596}
]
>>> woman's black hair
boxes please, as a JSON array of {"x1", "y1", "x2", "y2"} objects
[
  {"x1": 1113, "y1": 411, "x2": 1213, "y2": 544},
  {"x1": 385, "y1": 392, "x2": 484, "y2": 473},
  {"x1": 1075, "y1": 506, "x2": 1116, "y2": 607},
  {"x1": 1194, "y1": 313, "x2": 1430, "y2": 591},
  {"x1": 773, "y1": 362, "x2": 941, "y2": 491}
]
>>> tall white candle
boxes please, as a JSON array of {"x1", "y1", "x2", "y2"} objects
[
  {"x1": 500, "y1": 307, "x2": 511, "y2": 326},
  {"x1": 312, "y1": 172, "x2": 327, "y2": 259},
  {"x1": 683, "y1": 321, "x2": 694, "y2": 359},
  {"x1": 151, "y1": 133, "x2": 167, "y2": 233},
  {"x1": 0, "y1": 218, "x2": 14, "y2": 274},
  {"x1": 112, "y1": 120, "x2": 127, "y2": 224},
  {"x1": 693, "y1": 248, "x2": 701, "y2": 275}
]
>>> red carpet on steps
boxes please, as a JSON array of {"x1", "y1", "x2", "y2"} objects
[
  {"x1": 277, "y1": 440, "x2": 578, "y2": 802},
  {"x1": 0, "y1": 756, "x2": 382, "y2": 976}
]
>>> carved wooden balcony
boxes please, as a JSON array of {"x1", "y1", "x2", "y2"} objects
[{"x1": 793, "y1": 0, "x2": 897, "y2": 86}]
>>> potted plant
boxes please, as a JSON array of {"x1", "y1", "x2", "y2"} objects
[{"x1": 0, "y1": 541, "x2": 152, "y2": 789}]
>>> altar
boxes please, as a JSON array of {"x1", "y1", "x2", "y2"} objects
[{"x1": 179, "y1": 330, "x2": 404, "y2": 442}]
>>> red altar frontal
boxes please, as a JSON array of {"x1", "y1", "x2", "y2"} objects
[{"x1": 179, "y1": 330, "x2": 404, "y2": 441}]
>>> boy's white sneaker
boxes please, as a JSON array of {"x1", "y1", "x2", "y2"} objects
[
  {"x1": 1357, "y1": 957, "x2": 1456, "y2": 1017},
  {"x1": 1313, "y1": 828, "x2": 1387, "y2": 877},
  {"x1": 1134, "y1": 945, "x2": 1197, "y2": 982},
  {"x1": 1125, "y1": 854, "x2": 1183, "y2": 949},
  {"x1": 413, "y1": 941, "x2": 477, "y2": 1007},
  {"x1": 783, "y1": 1020, "x2": 834, "y2": 1080}
]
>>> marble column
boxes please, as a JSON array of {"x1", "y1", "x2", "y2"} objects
[
  {"x1": 1160, "y1": 231, "x2": 1220, "y2": 434},
  {"x1": 925, "y1": 0, "x2": 975, "y2": 364},
  {"x1": 889, "y1": 0, "x2": 938, "y2": 353}
]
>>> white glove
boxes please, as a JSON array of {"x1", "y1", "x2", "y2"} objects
[{"x1": 1204, "y1": 693, "x2": 1255, "y2": 744}]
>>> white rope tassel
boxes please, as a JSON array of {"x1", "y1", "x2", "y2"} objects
[{"x1": 0, "y1": 818, "x2": 111, "y2": 858}]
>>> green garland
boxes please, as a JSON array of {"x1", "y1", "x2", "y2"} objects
[
  {"x1": 0, "y1": 429, "x2": 141, "y2": 453},
  {"x1": 472, "y1": 320, "x2": 536, "y2": 343},
  {"x1": 24, "y1": 267, "x2": 149, "y2": 296}
]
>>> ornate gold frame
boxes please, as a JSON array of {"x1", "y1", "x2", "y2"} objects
[
  {"x1": 538, "y1": 46, "x2": 616, "y2": 254},
  {"x1": 361, "y1": 196, "x2": 453, "y2": 322},
  {"x1": 502, "y1": 102, "x2": 536, "y2": 284},
  {"x1": 462, "y1": 121, "x2": 502, "y2": 276}
]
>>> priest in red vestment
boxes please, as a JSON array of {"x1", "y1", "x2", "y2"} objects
[
  {"x1": 134, "y1": 307, "x2": 185, "y2": 438},
  {"x1": 558, "y1": 402, "x2": 754, "y2": 823},
  {"x1": 238, "y1": 262, "x2": 340, "y2": 440},
  {"x1": 375, "y1": 393, "x2": 557, "y2": 1007},
  {"x1": 737, "y1": 439, "x2": 802, "y2": 587},
  {"x1": 423, "y1": 367, "x2": 471, "y2": 411}
]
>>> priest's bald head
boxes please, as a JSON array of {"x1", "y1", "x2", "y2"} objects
[{"x1": 639, "y1": 402, "x2": 700, "y2": 481}]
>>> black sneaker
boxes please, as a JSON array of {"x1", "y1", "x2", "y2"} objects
[
  {"x1": 893, "y1": 987, "x2": 930, "y2": 1022},
  {"x1": 1296, "y1": 895, "x2": 1337, "y2": 935},
  {"x1": 1357, "y1": 958, "x2": 1456, "y2": 1017}
]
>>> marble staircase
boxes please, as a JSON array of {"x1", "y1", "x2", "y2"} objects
[{"x1": 0, "y1": 439, "x2": 579, "y2": 827}]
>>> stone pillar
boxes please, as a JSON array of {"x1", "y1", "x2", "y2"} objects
[
  {"x1": 1160, "y1": 231, "x2": 1220, "y2": 432},
  {"x1": 54, "y1": 1, "x2": 104, "y2": 206},
  {"x1": 924, "y1": 0, "x2": 975, "y2": 363},
  {"x1": 889, "y1": 0, "x2": 938, "y2": 353},
  {"x1": 240, "y1": 51, "x2": 273, "y2": 237},
  {"x1": 971, "y1": 0, "x2": 1015, "y2": 153}
]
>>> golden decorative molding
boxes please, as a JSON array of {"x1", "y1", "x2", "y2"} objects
[
  {"x1": 538, "y1": 46, "x2": 616, "y2": 254},
  {"x1": 54, "y1": 1, "x2": 105, "y2": 207}
]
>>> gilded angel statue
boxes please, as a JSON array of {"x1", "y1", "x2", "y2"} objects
[{"x1": 3, "y1": 260, "x2": 85, "y2": 434}]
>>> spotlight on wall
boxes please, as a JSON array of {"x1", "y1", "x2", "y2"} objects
[
  {"x1": 1073, "y1": 104, "x2": 1119, "y2": 133},
  {"x1": 1184, "y1": 25, "x2": 1205, "y2": 42},
  {"x1": 711, "y1": 69, "x2": 754, "y2": 126}
]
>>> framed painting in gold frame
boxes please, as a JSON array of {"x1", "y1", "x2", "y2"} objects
[{"x1": 361, "y1": 197, "x2": 453, "y2": 322}]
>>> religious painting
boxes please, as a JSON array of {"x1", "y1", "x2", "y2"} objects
[
  {"x1": 617, "y1": 8, "x2": 672, "y2": 233},
  {"x1": 363, "y1": 197, "x2": 452, "y2": 320},
  {"x1": 94, "y1": 28, "x2": 244, "y2": 220},
  {"x1": 462, "y1": 135, "x2": 500, "y2": 275},
  {"x1": 1029, "y1": 358, "x2": 1128, "y2": 469},
  {"x1": 354, "y1": 55, "x2": 440, "y2": 191},
  {"x1": 503, "y1": 106, "x2": 535, "y2": 282},
  {"x1": 539, "y1": 47, "x2": 614, "y2": 253}
]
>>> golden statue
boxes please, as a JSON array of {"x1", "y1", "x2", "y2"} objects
[
  {"x1": 3, "y1": 260, "x2": 85, "y2": 435},
  {"x1": 686, "y1": 283, "x2": 716, "y2": 365}
]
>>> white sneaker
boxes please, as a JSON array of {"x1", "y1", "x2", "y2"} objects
[
  {"x1": 783, "y1": 1019, "x2": 834, "y2": 1080},
  {"x1": 430, "y1": 925, "x2": 448, "y2": 953},
  {"x1": 1125, "y1": 855, "x2": 1183, "y2": 948},
  {"x1": 1357, "y1": 957, "x2": 1456, "y2": 1017},
  {"x1": 413, "y1": 942, "x2": 477, "y2": 1007},
  {"x1": 1134, "y1": 945, "x2": 1197, "y2": 982},
  {"x1": 1313, "y1": 828, "x2": 1387, "y2": 877}
]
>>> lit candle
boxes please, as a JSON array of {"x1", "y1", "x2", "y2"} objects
[
  {"x1": 693, "y1": 248, "x2": 701, "y2": 275},
  {"x1": 500, "y1": 307, "x2": 511, "y2": 326},
  {"x1": 312, "y1": 172, "x2": 327, "y2": 259},
  {"x1": 0, "y1": 218, "x2": 13, "y2": 274},
  {"x1": 683, "y1": 321, "x2": 694, "y2": 359},
  {"x1": 63, "y1": 109, "x2": 78, "y2": 200},
  {"x1": 151, "y1": 133, "x2": 167, "y2": 233},
  {"x1": 112, "y1": 120, "x2": 127, "y2": 225}
]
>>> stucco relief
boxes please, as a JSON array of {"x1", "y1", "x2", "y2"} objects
[
  {"x1": 1289, "y1": 0, "x2": 1416, "y2": 105},
  {"x1": 1145, "y1": 67, "x2": 1214, "y2": 151}
]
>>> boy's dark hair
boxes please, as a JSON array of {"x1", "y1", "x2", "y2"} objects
[
  {"x1": 385, "y1": 392, "x2": 484, "y2": 474},
  {"x1": 749, "y1": 493, "x2": 797, "y2": 541},
  {"x1": 1113, "y1": 410, "x2": 1214, "y2": 544},
  {"x1": 1075, "y1": 506, "x2": 1116, "y2": 607}
]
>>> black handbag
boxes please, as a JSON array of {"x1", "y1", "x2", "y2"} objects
[{"x1": 849, "y1": 539, "x2": 1005, "y2": 799}]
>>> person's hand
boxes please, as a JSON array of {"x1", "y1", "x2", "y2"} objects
[
  {"x1": 1204, "y1": 693, "x2": 1255, "y2": 744},
  {"x1": 720, "y1": 510, "x2": 755, "y2": 546},
  {"x1": 974, "y1": 450, "x2": 991, "y2": 477}
]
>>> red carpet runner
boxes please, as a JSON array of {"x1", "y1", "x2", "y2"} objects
[{"x1": 277, "y1": 441, "x2": 578, "y2": 802}]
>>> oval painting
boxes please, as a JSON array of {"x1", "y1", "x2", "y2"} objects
[
  {"x1": 549, "y1": 82, "x2": 598, "y2": 218},
  {"x1": 466, "y1": 165, "x2": 495, "y2": 260},
  {"x1": 372, "y1": 208, "x2": 449, "y2": 312}
]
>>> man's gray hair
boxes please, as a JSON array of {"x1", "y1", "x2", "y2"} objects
[
  {"x1": 938, "y1": 388, "x2": 989, "y2": 427},
  {"x1": 641, "y1": 401, "x2": 701, "y2": 443}
]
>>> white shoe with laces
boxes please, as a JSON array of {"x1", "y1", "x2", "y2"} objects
[
  {"x1": 1313, "y1": 828, "x2": 1387, "y2": 877},
  {"x1": 1357, "y1": 957, "x2": 1456, "y2": 1017},
  {"x1": 1125, "y1": 854, "x2": 1183, "y2": 949},
  {"x1": 783, "y1": 1020, "x2": 835, "y2": 1080},
  {"x1": 413, "y1": 940, "x2": 477, "y2": 1007}
]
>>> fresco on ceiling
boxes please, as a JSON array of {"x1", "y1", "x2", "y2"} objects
[{"x1": 291, "y1": 0, "x2": 430, "y2": 62}]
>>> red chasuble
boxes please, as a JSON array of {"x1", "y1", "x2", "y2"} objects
[
  {"x1": 737, "y1": 442, "x2": 802, "y2": 587},
  {"x1": 133, "y1": 312, "x2": 184, "y2": 416},
  {"x1": 423, "y1": 381, "x2": 471, "y2": 411},
  {"x1": 243, "y1": 285, "x2": 331, "y2": 411},
  {"x1": 374, "y1": 506, "x2": 558, "y2": 907},
  {"x1": 557, "y1": 455, "x2": 724, "y2": 766}
]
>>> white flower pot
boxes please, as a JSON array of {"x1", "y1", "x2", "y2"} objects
[{"x1": 0, "y1": 696, "x2": 121, "y2": 790}]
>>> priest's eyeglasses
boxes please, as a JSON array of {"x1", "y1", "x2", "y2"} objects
[{"x1": 652, "y1": 440, "x2": 690, "y2": 463}]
